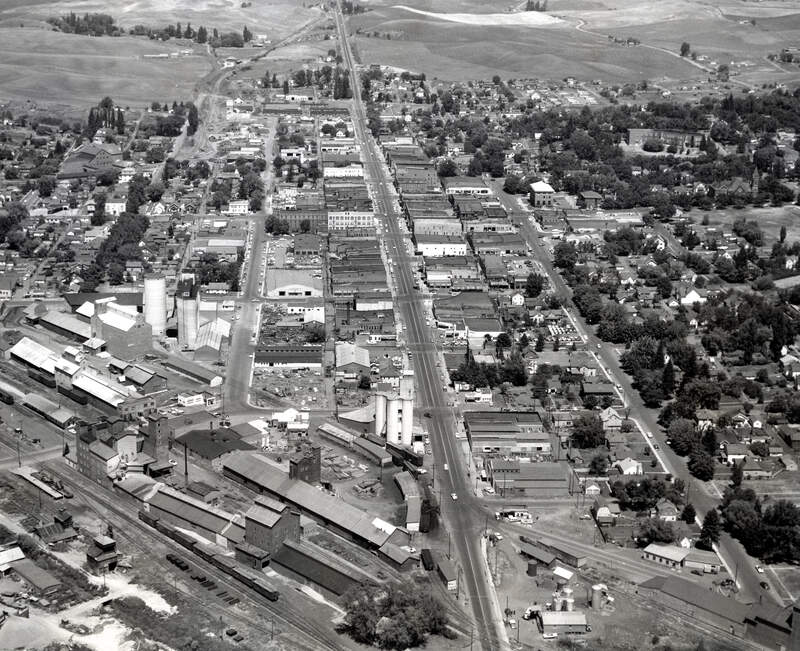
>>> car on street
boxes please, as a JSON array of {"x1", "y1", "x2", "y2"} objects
[
  {"x1": 760, "y1": 581, "x2": 770, "y2": 591},
  {"x1": 756, "y1": 565, "x2": 765, "y2": 573},
  {"x1": 424, "y1": 411, "x2": 431, "y2": 418},
  {"x1": 443, "y1": 463, "x2": 449, "y2": 471},
  {"x1": 542, "y1": 632, "x2": 558, "y2": 639},
  {"x1": 450, "y1": 493, "x2": 458, "y2": 500}
]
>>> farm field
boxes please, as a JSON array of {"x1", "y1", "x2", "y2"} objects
[
  {"x1": 0, "y1": 28, "x2": 212, "y2": 108},
  {"x1": 351, "y1": 8, "x2": 700, "y2": 83},
  {"x1": 0, "y1": 0, "x2": 322, "y2": 40},
  {"x1": 352, "y1": 0, "x2": 800, "y2": 84}
]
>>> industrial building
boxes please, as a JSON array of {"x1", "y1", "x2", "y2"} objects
[
  {"x1": 91, "y1": 298, "x2": 153, "y2": 360},
  {"x1": 223, "y1": 451, "x2": 411, "y2": 552},
  {"x1": 464, "y1": 410, "x2": 551, "y2": 457},
  {"x1": 143, "y1": 275, "x2": 167, "y2": 337},
  {"x1": 176, "y1": 276, "x2": 200, "y2": 349},
  {"x1": 374, "y1": 373, "x2": 414, "y2": 447}
]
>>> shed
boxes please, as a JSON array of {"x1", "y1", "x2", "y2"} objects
[{"x1": 538, "y1": 610, "x2": 588, "y2": 635}]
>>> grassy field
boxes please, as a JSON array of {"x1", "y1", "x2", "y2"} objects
[
  {"x1": 0, "y1": 0, "x2": 322, "y2": 40},
  {"x1": 0, "y1": 28, "x2": 211, "y2": 108}
]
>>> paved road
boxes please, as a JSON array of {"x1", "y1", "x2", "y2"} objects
[
  {"x1": 334, "y1": 5, "x2": 508, "y2": 650},
  {"x1": 500, "y1": 192, "x2": 775, "y2": 605}
]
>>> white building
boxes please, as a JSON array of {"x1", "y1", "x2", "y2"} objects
[
  {"x1": 323, "y1": 164, "x2": 364, "y2": 178},
  {"x1": 415, "y1": 234, "x2": 468, "y2": 257},
  {"x1": 375, "y1": 373, "x2": 415, "y2": 447},
  {"x1": 327, "y1": 211, "x2": 375, "y2": 231},
  {"x1": 224, "y1": 200, "x2": 250, "y2": 215}
]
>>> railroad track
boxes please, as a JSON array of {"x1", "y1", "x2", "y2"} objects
[{"x1": 46, "y1": 463, "x2": 353, "y2": 651}]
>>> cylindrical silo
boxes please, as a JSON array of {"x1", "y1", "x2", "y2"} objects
[
  {"x1": 565, "y1": 598, "x2": 574, "y2": 612},
  {"x1": 527, "y1": 560, "x2": 538, "y2": 576},
  {"x1": 386, "y1": 397, "x2": 400, "y2": 443},
  {"x1": 400, "y1": 396, "x2": 413, "y2": 446},
  {"x1": 375, "y1": 392, "x2": 387, "y2": 438},
  {"x1": 143, "y1": 274, "x2": 167, "y2": 336},
  {"x1": 591, "y1": 585, "x2": 603, "y2": 610}
]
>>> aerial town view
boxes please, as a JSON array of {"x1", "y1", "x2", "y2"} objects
[{"x1": 1, "y1": 0, "x2": 800, "y2": 649}]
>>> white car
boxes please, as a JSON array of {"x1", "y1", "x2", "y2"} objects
[
  {"x1": 756, "y1": 565, "x2": 765, "y2": 574},
  {"x1": 542, "y1": 632, "x2": 558, "y2": 639},
  {"x1": 450, "y1": 493, "x2": 458, "y2": 500}
]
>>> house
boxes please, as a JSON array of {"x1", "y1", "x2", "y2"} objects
[
  {"x1": 653, "y1": 498, "x2": 679, "y2": 522},
  {"x1": 680, "y1": 289, "x2": 707, "y2": 306},
  {"x1": 599, "y1": 406, "x2": 624, "y2": 433},
  {"x1": 592, "y1": 497, "x2": 620, "y2": 526},
  {"x1": 613, "y1": 457, "x2": 642, "y2": 476},
  {"x1": 722, "y1": 442, "x2": 748, "y2": 466},
  {"x1": 579, "y1": 190, "x2": 603, "y2": 210},
  {"x1": 696, "y1": 409, "x2": 717, "y2": 431},
  {"x1": 741, "y1": 455, "x2": 771, "y2": 480}
]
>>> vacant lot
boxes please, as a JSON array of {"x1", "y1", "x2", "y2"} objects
[
  {"x1": 0, "y1": 28, "x2": 211, "y2": 107},
  {"x1": 689, "y1": 205, "x2": 800, "y2": 248}
]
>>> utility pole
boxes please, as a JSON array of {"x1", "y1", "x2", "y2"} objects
[
  {"x1": 16, "y1": 438, "x2": 21, "y2": 468},
  {"x1": 448, "y1": 532, "x2": 451, "y2": 560}
]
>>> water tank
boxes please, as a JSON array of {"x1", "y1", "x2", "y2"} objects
[
  {"x1": 591, "y1": 584, "x2": 603, "y2": 610},
  {"x1": 143, "y1": 274, "x2": 167, "y2": 336},
  {"x1": 565, "y1": 598, "x2": 575, "y2": 612},
  {"x1": 527, "y1": 560, "x2": 538, "y2": 577}
]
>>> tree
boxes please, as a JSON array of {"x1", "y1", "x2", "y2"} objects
[
  {"x1": 187, "y1": 103, "x2": 199, "y2": 136},
  {"x1": 661, "y1": 360, "x2": 675, "y2": 397},
  {"x1": 534, "y1": 333, "x2": 545, "y2": 352},
  {"x1": 681, "y1": 503, "x2": 696, "y2": 523},
  {"x1": 341, "y1": 582, "x2": 449, "y2": 649},
  {"x1": 780, "y1": 224, "x2": 787, "y2": 243},
  {"x1": 437, "y1": 159, "x2": 458, "y2": 177},
  {"x1": 731, "y1": 461, "x2": 743, "y2": 488},
  {"x1": 698, "y1": 509, "x2": 721, "y2": 549},
  {"x1": 589, "y1": 454, "x2": 609, "y2": 476},
  {"x1": 358, "y1": 374, "x2": 371, "y2": 390},
  {"x1": 496, "y1": 332, "x2": 512, "y2": 349},
  {"x1": 667, "y1": 418, "x2": 699, "y2": 456},
  {"x1": 637, "y1": 519, "x2": 676, "y2": 546},
  {"x1": 553, "y1": 241, "x2": 578, "y2": 270},
  {"x1": 525, "y1": 272, "x2": 545, "y2": 298},
  {"x1": 572, "y1": 414, "x2": 605, "y2": 448},
  {"x1": 688, "y1": 450, "x2": 715, "y2": 481},
  {"x1": 680, "y1": 42, "x2": 691, "y2": 57}
]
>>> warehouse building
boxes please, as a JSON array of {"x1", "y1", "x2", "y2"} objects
[{"x1": 223, "y1": 451, "x2": 411, "y2": 551}]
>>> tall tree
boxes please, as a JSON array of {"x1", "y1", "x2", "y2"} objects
[{"x1": 698, "y1": 509, "x2": 721, "y2": 549}]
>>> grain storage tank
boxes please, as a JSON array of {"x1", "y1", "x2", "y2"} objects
[
  {"x1": 143, "y1": 274, "x2": 167, "y2": 336},
  {"x1": 591, "y1": 584, "x2": 603, "y2": 610},
  {"x1": 565, "y1": 597, "x2": 575, "y2": 611},
  {"x1": 527, "y1": 560, "x2": 538, "y2": 577}
]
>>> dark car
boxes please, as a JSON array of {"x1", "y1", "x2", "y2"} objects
[
  {"x1": 760, "y1": 581, "x2": 771, "y2": 591},
  {"x1": 424, "y1": 411, "x2": 431, "y2": 418}
]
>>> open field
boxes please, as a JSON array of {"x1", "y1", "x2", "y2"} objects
[
  {"x1": 352, "y1": 8, "x2": 700, "y2": 82},
  {"x1": 687, "y1": 205, "x2": 800, "y2": 248},
  {"x1": 0, "y1": 0, "x2": 323, "y2": 40},
  {"x1": 0, "y1": 28, "x2": 211, "y2": 108},
  {"x1": 352, "y1": 0, "x2": 800, "y2": 84}
]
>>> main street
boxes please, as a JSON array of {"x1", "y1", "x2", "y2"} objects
[
  {"x1": 334, "y1": 4, "x2": 507, "y2": 650},
  {"x1": 495, "y1": 186, "x2": 774, "y2": 605},
  {"x1": 221, "y1": 119, "x2": 277, "y2": 414}
]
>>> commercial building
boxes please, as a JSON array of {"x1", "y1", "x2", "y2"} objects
[
  {"x1": 464, "y1": 411, "x2": 550, "y2": 457},
  {"x1": 163, "y1": 357, "x2": 223, "y2": 387},
  {"x1": 485, "y1": 460, "x2": 567, "y2": 497},
  {"x1": 265, "y1": 270, "x2": 323, "y2": 298},
  {"x1": 538, "y1": 611, "x2": 588, "y2": 636},
  {"x1": 530, "y1": 181, "x2": 555, "y2": 207}
]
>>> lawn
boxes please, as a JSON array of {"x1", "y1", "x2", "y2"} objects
[{"x1": 0, "y1": 28, "x2": 212, "y2": 107}]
